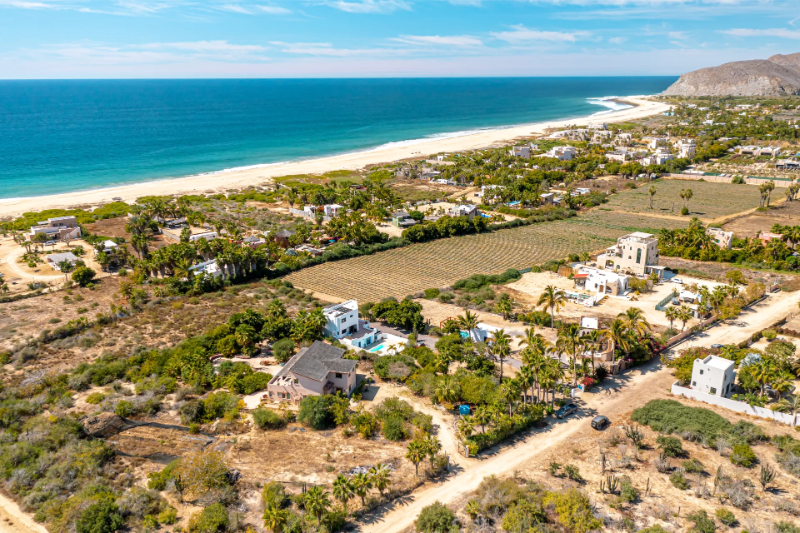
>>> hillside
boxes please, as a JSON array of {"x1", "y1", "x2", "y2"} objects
[{"x1": 664, "y1": 52, "x2": 800, "y2": 96}]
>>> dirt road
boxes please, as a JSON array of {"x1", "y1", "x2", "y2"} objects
[
  {"x1": 357, "y1": 289, "x2": 800, "y2": 533},
  {"x1": 0, "y1": 492, "x2": 48, "y2": 533},
  {"x1": 0, "y1": 242, "x2": 64, "y2": 285}
]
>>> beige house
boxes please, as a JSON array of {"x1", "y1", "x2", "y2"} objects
[
  {"x1": 597, "y1": 232, "x2": 663, "y2": 277},
  {"x1": 27, "y1": 216, "x2": 81, "y2": 242},
  {"x1": 706, "y1": 227, "x2": 734, "y2": 249},
  {"x1": 267, "y1": 341, "x2": 357, "y2": 403}
]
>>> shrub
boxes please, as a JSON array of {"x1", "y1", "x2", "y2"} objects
[
  {"x1": 715, "y1": 508, "x2": 737, "y2": 527},
  {"x1": 631, "y1": 400, "x2": 731, "y2": 446},
  {"x1": 76, "y1": 502, "x2": 125, "y2": 533},
  {"x1": 730, "y1": 444, "x2": 757, "y2": 468},
  {"x1": 188, "y1": 503, "x2": 228, "y2": 533},
  {"x1": 272, "y1": 338, "x2": 295, "y2": 363},
  {"x1": 424, "y1": 288, "x2": 440, "y2": 299},
  {"x1": 544, "y1": 488, "x2": 603, "y2": 533},
  {"x1": 670, "y1": 469, "x2": 690, "y2": 490},
  {"x1": 148, "y1": 459, "x2": 179, "y2": 490},
  {"x1": 657, "y1": 435, "x2": 684, "y2": 457},
  {"x1": 620, "y1": 481, "x2": 638, "y2": 503},
  {"x1": 682, "y1": 458, "x2": 704, "y2": 474},
  {"x1": 382, "y1": 415, "x2": 408, "y2": 441},
  {"x1": 681, "y1": 206, "x2": 689, "y2": 216},
  {"x1": 415, "y1": 502, "x2": 457, "y2": 533},
  {"x1": 688, "y1": 510, "x2": 716, "y2": 533},
  {"x1": 253, "y1": 408, "x2": 286, "y2": 430},
  {"x1": 85, "y1": 392, "x2": 106, "y2": 404},
  {"x1": 72, "y1": 266, "x2": 97, "y2": 287},
  {"x1": 158, "y1": 507, "x2": 178, "y2": 525},
  {"x1": 115, "y1": 400, "x2": 136, "y2": 418},
  {"x1": 502, "y1": 499, "x2": 546, "y2": 532},
  {"x1": 297, "y1": 395, "x2": 348, "y2": 430}
]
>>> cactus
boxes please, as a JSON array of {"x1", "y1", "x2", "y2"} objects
[
  {"x1": 759, "y1": 464, "x2": 775, "y2": 491},
  {"x1": 606, "y1": 475, "x2": 619, "y2": 495}
]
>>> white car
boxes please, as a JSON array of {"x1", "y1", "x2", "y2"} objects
[{"x1": 670, "y1": 277, "x2": 683, "y2": 284}]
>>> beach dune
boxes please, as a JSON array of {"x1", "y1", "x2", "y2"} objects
[{"x1": 0, "y1": 97, "x2": 668, "y2": 219}]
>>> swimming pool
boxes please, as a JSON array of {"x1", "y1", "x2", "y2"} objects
[{"x1": 368, "y1": 344, "x2": 385, "y2": 353}]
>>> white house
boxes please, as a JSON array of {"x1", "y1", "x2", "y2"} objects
[
  {"x1": 675, "y1": 139, "x2": 696, "y2": 159},
  {"x1": 449, "y1": 204, "x2": 479, "y2": 219},
  {"x1": 573, "y1": 266, "x2": 629, "y2": 296},
  {"x1": 606, "y1": 150, "x2": 631, "y2": 163},
  {"x1": 509, "y1": 146, "x2": 530, "y2": 159},
  {"x1": 27, "y1": 216, "x2": 82, "y2": 242},
  {"x1": 94, "y1": 240, "x2": 119, "y2": 256},
  {"x1": 188, "y1": 259, "x2": 222, "y2": 278},
  {"x1": 47, "y1": 252, "x2": 79, "y2": 271},
  {"x1": 322, "y1": 300, "x2": 380, "y2": 350},
  {"x1": 690, "y1": 355, "x2": 735, "y2": 397},
  {"x1": 547, "y1": 146, "x2": 576, "y2": 161}
]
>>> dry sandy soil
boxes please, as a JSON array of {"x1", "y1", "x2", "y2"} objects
[{"x1": 722, "y1": 200, "x2": 800, "y2": 238}]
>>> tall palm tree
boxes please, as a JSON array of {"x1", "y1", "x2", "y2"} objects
[
  {"x1": 351, "y1": 472, "x2": 372, "y2": 507},
  {"x1": 677, "y1": 305, "x2": 693, "y2": 331},
  {"x1": 490, "y1": 329, "x2": 511, "y2": 381},
  {"x1": 406, "y1": 440, "x2": 426, "y2": 477},
  {"x1": 458, "y1": 310, "x2": 479, "y2": 338},
  {"x1": 619, "y1": 307, "x2": 651, "y2": 337},
  {"x1": 332, "y1": 475, "x2": 354, "y2": 515},
  {"x1": 424, "y1": 434, "x2": 442, "y2": 469},
  {"x1": 580, "y1": 328, "x2": 602, "y2": 376},
  {"x1": 472, "y1": 406, "x2": 491, "y2": 434},
  {"x1": 665, "y1": 306, "x2": 678, "y2": 331},
  {"x1": 495, "y1": 298, "x2": 513, "y2": 320},
  {"x1": 369, "y1": 463, "x2": 391, "y2": 497},
  {"x1": 263, "y1": 505, "x2": 289, "y2": 533},
  {"x1": 303, "y1": 486, "x2": 331, "y2": 524},
  {"x1": 538, "y1": 285, "x2": 566, "y2": 328},
  {"x1": 607, "y1": 318, "x2": 631, "y2": 361},
  {"x1": 556, "y1": 323, "x2": 583, "y2": 386}
]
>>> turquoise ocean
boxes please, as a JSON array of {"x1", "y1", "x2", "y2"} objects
[{"x1": 0, "y1": 77, "x2": 676, "y2": 200}]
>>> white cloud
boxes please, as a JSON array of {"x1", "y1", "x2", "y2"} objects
[
  {"x1": 255, "y1": 3, "x2": 290, "y2": 13},
  {"x1": 720, "y1": 28, "x2": 800, "y2": 39},
  {"x1": 491, "y1": 25, "x2": 592, "y2": 43},
  {"x1": 608, "y1": 36, "x2": 627, "y2": 44},
  {"x1": 137, "y1": 40, "x2": 268, "y2": 52},
  {"x1": 393, "y1": 34, "x2": 483, "y2": 46},
  {"x1": 218, "y1": 3, "x2": 252, "y2": 13},
  {"x1": 323, "y1": 0, "x2": 410, "y2": 13}
]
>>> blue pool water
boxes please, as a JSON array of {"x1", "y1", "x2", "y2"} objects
[{"x1": 368, "y1": 344, "x2": 385, "y2": 353}]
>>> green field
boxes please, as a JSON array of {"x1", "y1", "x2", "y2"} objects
[
  {"x1": 286, "y1": 211, "x2": 688, "y2": 301},
  {"x1": 604, "y1": 179, "x2": 763, "y2": 220}
]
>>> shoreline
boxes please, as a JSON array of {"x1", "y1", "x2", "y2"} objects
[{"x1": 0, "y1": 96, "x2": 667, "y2": 219}]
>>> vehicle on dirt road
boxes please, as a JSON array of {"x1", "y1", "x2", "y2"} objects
[
  {"x1": 555, "y1": 404, "x2": 578, "y2": 419},
  {"x1": 591, "y1": 415, "x2": 610, "y2": 430}
]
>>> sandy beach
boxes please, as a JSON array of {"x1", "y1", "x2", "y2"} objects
[{"x1": 0, "y1": 96, "x2": 668, "y2": 219}]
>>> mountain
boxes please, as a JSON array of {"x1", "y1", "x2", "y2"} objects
[{"x1": 663, "y1": 53, "x2": 800, "y2": 96}]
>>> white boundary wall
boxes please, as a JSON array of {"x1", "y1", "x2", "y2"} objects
[{"x1": 671, "y1": 381, "x2": 798, "y2": 427}]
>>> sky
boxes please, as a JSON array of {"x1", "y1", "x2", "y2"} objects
[{"x1": 1, "y1": 0, "x2": 800, "y2": 78}]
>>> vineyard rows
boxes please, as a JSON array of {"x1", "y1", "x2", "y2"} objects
[
  {"x1": 286, "y1": 211, "x2": 689, "y2": 302},
  {"x1": 604, "y1": 179, "x2": 762, "y2": 219}
]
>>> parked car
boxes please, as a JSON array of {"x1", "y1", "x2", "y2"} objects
[
  {"x1": 591, "y1": 415, "x2": 610, "y2": 430},
  {"x1": 555, "y1": 404, "x2": 578, "y2": 419},
  {"x1": 711, "y1": 344, "x2": 724, "y2": 349},
  {"x1": 671, "y1": 277, "x2": 683, "y2": 284}
]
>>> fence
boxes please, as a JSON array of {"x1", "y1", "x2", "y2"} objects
[
  {"x1": 666, "y1": 173, "x2": 794, "y2": 187},
  {"x1": 654, "y1": 292, "x2": 675, "y2": 312},
  {"x1": 671, "y1": 381, "x2": 798, "y2": 427}
]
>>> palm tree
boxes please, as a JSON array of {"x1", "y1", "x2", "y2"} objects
[
  {"x1": 580, "y1": 328, "x2": 602, "y2": 376},
  {"x1": 57, "y1": 260, "x2": 74, "y2": 282},
  {"x1": 619, "y1": 307, "x2": 651, "y2": 336},
  {"x1": 332, "y1": 475, "x2": 354, "y2": 515},
  {"x1": 472, "y1": 406, "x2": 491, "y2": 434},
  {"x1": 424, "y1": 434, "x2": 442, "y2": 469},
  {"x1": 542, "y1": 358, "x2": 564, "y2": 408},
  {"x1": 495, "y1": 298, "x2": 513, "y2": 320},
  {"x1": 556, "y1": 323, "x2": 583, "y2": 386},
  {"x1": 351, "y1": 472, "x2": 372, "y2": 507},
  {"x1": 499, "y1": 380, "x2": 521, "y2": 416},
  {"x1": 775, "y1": 394, "x2": 800, "y2": 419},
  {"x1": 649, "y1": 185, "x2": 657, "y2": 209},
  {"x1": 665, "y1": 306, "x2": 678, "y2": 331},
  {"x1": 677, "y1": 305, "x2": 693, "y2": 331},
  {"x1": 457, "y1": 416, "x2": 475, "y2": 439},
  {"x1": 406, "y1": 440, "x2": 426, "y2": 477},
  {"x1": 369, "y1": 463, "x2": 391, "y2": 497},
  {"x1": 537, "y1": 285, "x2": 566, "y2": 328},
  {"x1": 606, "y1": 318, "x2": 631, "y2": 360},
  {"x1": 263, "y1": 505, "x2": 289, "y2": 533},
  {"x1": 458, "y1": 310, "x2": 479, "y2": 338},
  {"x1": 490, "y1": 329, "x2": 511, "y2": 381},
  {"x1": 303, "y1": 486, "x2": 330, "y2": 523},
  {"x1": 753, "y1": 360, "x2": 776, "y2": 398}
]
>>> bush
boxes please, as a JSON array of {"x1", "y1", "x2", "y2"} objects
[
  {"x1": 424, "y1": 288, "x2": 440, "y2": 299},
  {"x1": 188, "y1": 503, "x2": 228, "y2": 533},
  {"x1": 620, "y1": 481, "x2": 638, "y2": 503},
  {"x1": 688, "y1": 510, "x2": 716, "y2": 533},
  {"x1": 148, "y1": 459, "x2": 179, "y2": 490},
  {"x1": 682, "y1": 458, "x2": 704, "y2": 474},
  {"x1": 72, "y1": 266, "x2": 97, "y2": 287},
  {"x1": 670, "y1": 469, "x2": 690, "y2": 490},
  {"x1": 415, "y1": 501, "x2": 457, "y2": 533},
  {"x1": 272, "y1": 338, "x2": 295, "y2": 363},
  {"x1": 681, "y1": 206, "x2": 689, "y2": 216},
  {"x1": 297, "y1": 395, "x2": 348, "y2": 430},
  {"x1": 85, "y1": 392, "x2": 106, "y2": 404},
  {"x1": 115, "y1": 400, "x2": 136, "y2": 418},
  {"x1": 253, "y1": 408, "x2": 286, "y2": 430},
  {"x1": 657, "y1": 435, "x2": 684, "y2": 457},
  {"x1": 543, "y1": 488, "x2": 603, "y2": 533},
  {"x1": 76, "y1": 502, "x2": 125, "y2": 533},
  {"x1": 715, "y1": 508, "x2": 737, "y2": 527},
  {"x1": 730, "y1": 443, "x2": 757, "y2": 468},
  {"x1": 382, "y1": 415, "x2": 408, "y2": 441},
  {"x1": 631, "y1": 400, "x2": 731, "y2": 446}
]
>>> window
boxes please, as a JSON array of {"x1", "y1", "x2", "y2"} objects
[
  {"x1": 710, "y1": 387, "x2": 717, "y2": 395},
  {"x1": 335, "y1": 373, "x2": 343, "y2": 378},
  {"x1": 636, "y1": 249, "x2": 642, "y2": 264},
  {"x1": 699, "y1": 369, "x2": 703, "y2": 375},
  {"x1": 692, "y1": 381, "x2": 696, "y2": 387}
]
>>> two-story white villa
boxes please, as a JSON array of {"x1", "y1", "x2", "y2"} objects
[
  {"x1": 27, "y1": 216, "x2": 82, "y2": 242},
  {"x1": 690, "y1": 355, "x2": 735, "y2": 397},
  {"x1": 322, "y1": 300, "x2": 380, "y2": 350},
  {"x1": 267, "y1": 341, "x2": 357, "y2": 402}
]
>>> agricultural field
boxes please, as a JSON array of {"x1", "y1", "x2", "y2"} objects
[
  {"x1": 604, "y1": 179, "x2": 763, "y2": 220},
  {"x1": 285, "y1": 211, "x2": 688, "y2": 301},
  {"x1": 722, "y1": 199, "x2": 800, "y2": 238}
]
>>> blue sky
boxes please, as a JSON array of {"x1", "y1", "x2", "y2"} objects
[{"x1": 1, "y1": 0, "x2": 799, "y2": 78}]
